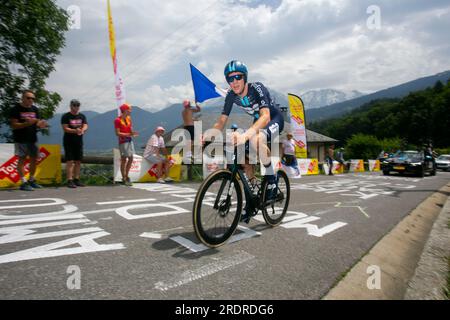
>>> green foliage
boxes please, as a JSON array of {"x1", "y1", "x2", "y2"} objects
[
  {"x1": 345, "y1": 134, "x2": 381, "y2": 160},
  {"x1": 308, "y1": 80, "x2": 450, "y2": 149},
  {"x1": 379, "y1": 137, "x2": 403, "y2": 154},
  {"x1": 0, "y1": 0, "x2": 69, "y2": 141},
  {"x1": 435, "y1": 148, "x2": 450, "y2": 155}
]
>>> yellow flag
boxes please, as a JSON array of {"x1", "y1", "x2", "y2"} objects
[
  {"x1": 107, "y1": 0, "x2": 126, "y2": 110},
  {"x1": 288, "y1": 93, "x2": 308, "y2": 158},
  {"x1": 107, "y1": 0, "x2": 116, "y2": 61}
]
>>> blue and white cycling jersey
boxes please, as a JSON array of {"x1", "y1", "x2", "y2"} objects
[{"x1": 221, "y1": 82, "x2": 283, "y2": 123}]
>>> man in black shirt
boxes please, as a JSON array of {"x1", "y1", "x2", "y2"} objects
[
  {"x1": 9, "y1": 90, "x2": 48, "y2": 191},
  {"x1": 61, "y1": 99, "x2": 88, "y2": 188}
]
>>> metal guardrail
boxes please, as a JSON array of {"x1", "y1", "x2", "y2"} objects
[{"x1": 62, "y1": 156, "x2": 113, "y2": 165}]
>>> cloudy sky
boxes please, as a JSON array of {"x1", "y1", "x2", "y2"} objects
[{"x1": 49, "y1": 0, "x2": 450, "y2": 113}]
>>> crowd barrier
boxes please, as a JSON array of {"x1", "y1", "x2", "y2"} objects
[{"x1": 0, "y1": 143, "x2": 383, "y2": 188}]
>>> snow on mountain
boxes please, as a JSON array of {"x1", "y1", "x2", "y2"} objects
[{"x1": 300, "y1": 89, "x2": 365, "y2": 109}]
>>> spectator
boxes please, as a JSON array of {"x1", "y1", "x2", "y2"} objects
[
  {"x1": 281, "y1": 132, "x2": 300, "y2": 176},
  {"x1": 114, "y1": 103, "x2": 138, "y2": 186},
  {"x1": 181, "y1": 99, "x2": 201, "y2": 163},
  {"x1": 143, "y1": 126, "x2": 173, "y2": 183},
  {"x1": 424, "y1": 142, "x2": 437, "y2": 171},
  {"x1": 281, "y1": 133, "x2": 297, "y2": 166},
  {"x1": 9, "y1": 90, "x2": 48, "y2": 191},
  {"x1": 326, "y1": 144, "x2": 335, "y2": 176},
  {"x1": 336, "y1": 147, "x2": 346, "y2": 170},
  {"x1": 61, "y1": 99, "x2": 88, "y2": 188}
]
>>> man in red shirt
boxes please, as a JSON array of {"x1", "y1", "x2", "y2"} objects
[{"x1": 114, "y1": 103, "x2": 138, "y2": 186}]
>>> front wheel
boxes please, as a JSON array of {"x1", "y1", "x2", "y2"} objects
[
  {"x1": 261, "y1": 170, "x2": 290, "y2": 226},
  {"x1": 193, "y1": 170, "x2": 243, "y2": 248}
]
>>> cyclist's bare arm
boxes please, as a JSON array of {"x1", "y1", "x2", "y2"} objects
[
  {"x1": 213, "y1": 114, "x2": 228, "y2": 132},
  {"x1": 201, "y1": 114, "x2": 228, "y2": 145},
  {"x1": 243, "y1": 108, "x2": 270, "y2": 142}
]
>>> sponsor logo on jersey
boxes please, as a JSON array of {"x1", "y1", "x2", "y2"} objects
[{"x1": 20, "y1": 112, "x2": 37, "y2": 120}]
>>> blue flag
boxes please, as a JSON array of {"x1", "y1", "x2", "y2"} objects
[{"x1": 190, "y1": 63, "x2": 226, "y2": 103}]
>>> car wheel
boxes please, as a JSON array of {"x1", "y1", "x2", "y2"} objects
[{"x1": 383, "y1": 170, "x2": 389, "y2": 176}]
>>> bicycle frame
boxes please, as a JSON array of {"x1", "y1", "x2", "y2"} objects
[{"x1": 212, "y1": 146, "x2": 260, "y2": 215}]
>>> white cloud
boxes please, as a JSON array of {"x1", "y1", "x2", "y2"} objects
[{"x1": 48, "y1": 0, "x2": 450, "y2": 113}]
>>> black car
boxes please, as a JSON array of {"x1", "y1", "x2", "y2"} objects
[{"x1": 381, "y1": 150, "x2": 436, "y2": 177}]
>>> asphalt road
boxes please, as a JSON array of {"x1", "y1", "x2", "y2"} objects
[{"x1": 1, "y1": 171, "x2": 449, "y2": 300}]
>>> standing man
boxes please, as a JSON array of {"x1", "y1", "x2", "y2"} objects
[
  {"x1": 9, "y1": 90, "x2": 48, "y2": 191},
  {"x1": 181, "y1": 99, "x2": 201, "y2": 163},
  {"x1": 281, "y1": 132, "x2": 296, "y2": 166},
  {"x1": 281, "y1": 132, "x2": 300, "y2": 177},
  {"x1": 326, "y1": 144, "x2": 335, "y2": 176},
  {"x1": 61, "y1": 99, "x2": 88, "y2": 188},
  {"x1": 114, "y1": 103, "x2": 138, "y2": 186}
]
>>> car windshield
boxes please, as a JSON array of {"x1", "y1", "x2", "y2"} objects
[
  {"x1": 394, "y1": 151, "x2": 422, "y2": 161},
  {"x1": 437, "y1": 155, "x2": 450, "y2": 161}
]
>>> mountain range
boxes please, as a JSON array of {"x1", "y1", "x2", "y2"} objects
[
  {"x1": 306, "y1": 70, "x2": 450, "y2": 122},
  {"x1": 300, "y1": 89, "x2": 365, "y2": 109},
  {"x1": 36, "y1": 70, "x2": 450, "y2": 152}
]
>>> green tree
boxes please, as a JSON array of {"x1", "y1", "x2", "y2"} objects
[
  {"x1": 345, "y1": 134, "x2": 381, "y2": 160},
  {"x1": 308, "y1": 80, "x2": 450, "y2": 149},
  {"x1": 0, "y1": 0, "x2": 69, "y2": 141},
  {"x1": 379, "y1": 137, "x2": 402, "y2": 154}
]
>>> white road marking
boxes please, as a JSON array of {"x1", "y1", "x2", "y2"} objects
[
  {"x1": 294, "y1": 201, "x2": 370, "y2": 218},
  {"x1": 0, "y1": 231, "x2": 125, "y2": 264},
  {"x1": 140, "y1": 232, "x2": 162, "y2": 239},
  {"x1": 0, "y1": 205, "x2": 78, "y2": 220},
  {"x1": 115, "y1": 203, "x2": 189, "y2": 220},
  {"x1": 154, "y1": 251, "x2": 255, "y2": 291},
  {"x1": 0, "y1": 214, "x2": 85, "y2": 226},
  {"x1": 0, "y1": 198, "x2": 67, "y2": 209},
  {"x1": 97, "y1": 198, "x2": 156, "y2": 205},
  {"x1": 171, "y1": 226, "x2": 261, "y2": 253}
]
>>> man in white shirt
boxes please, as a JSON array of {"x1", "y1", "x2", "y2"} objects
[
  {"x1": 281, "y1": 133, "x2": 300, "y2": 177},
  {"x1": 282, "y1": 133, "x2": 296, "y2": 166},
  {"x1": 143, "y1": 126, "x2": 172, "y2": 183}
]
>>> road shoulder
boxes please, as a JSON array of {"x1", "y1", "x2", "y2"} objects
[{"x1": 323, "y1": 182, "x2": 450, "y2": 300}]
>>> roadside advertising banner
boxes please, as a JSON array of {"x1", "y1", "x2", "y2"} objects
[
  {"x1": 349, "y1": 159, "x2": 365, "y2": 172},
  {"x1": 0, "y1": 144, "x2": 62, "y2": 188},
  {"x1": 113, "y1": 149, "x2": 181, "y2": 182},
  {"x1": 202, "y1": 155, "x2": 226, "y2": 180},
  {"x1": 288, "y1": 94, "x2": 307, "y2": 159},
  {"x1": 298, "y1": 158, "x2": 319, "y2": 175},
  {"x1": 368, "y1": 160, "x2": 381, "y2": 172},
  {"x1": 332, "y1": 161, "x2": 345, "y2": 174}
]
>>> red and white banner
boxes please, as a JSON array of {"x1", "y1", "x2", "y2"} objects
[
  {"x1": 0, "y1": 144, "x2": 61, "y2": 187},
  {"x1": 113, "y1": 149, "x2": 181, "y2": 182},
  {"x1": 107, "y1": 0, "x2": 126, "y2": 113}
]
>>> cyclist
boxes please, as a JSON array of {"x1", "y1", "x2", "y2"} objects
[{"x1": 205, "y1": 60, "x2": 284, "y2": 222}]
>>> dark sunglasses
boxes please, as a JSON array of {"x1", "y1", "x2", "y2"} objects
[
  {"x1": 25, "y1": 96, "x2": 35, "y2": 100},
  {"x1": 71, "y1": 104, "x2": 80, "y2": 107},
  {"x1": 226, "y1": 74, "x2": 244, "y2": 83}
]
